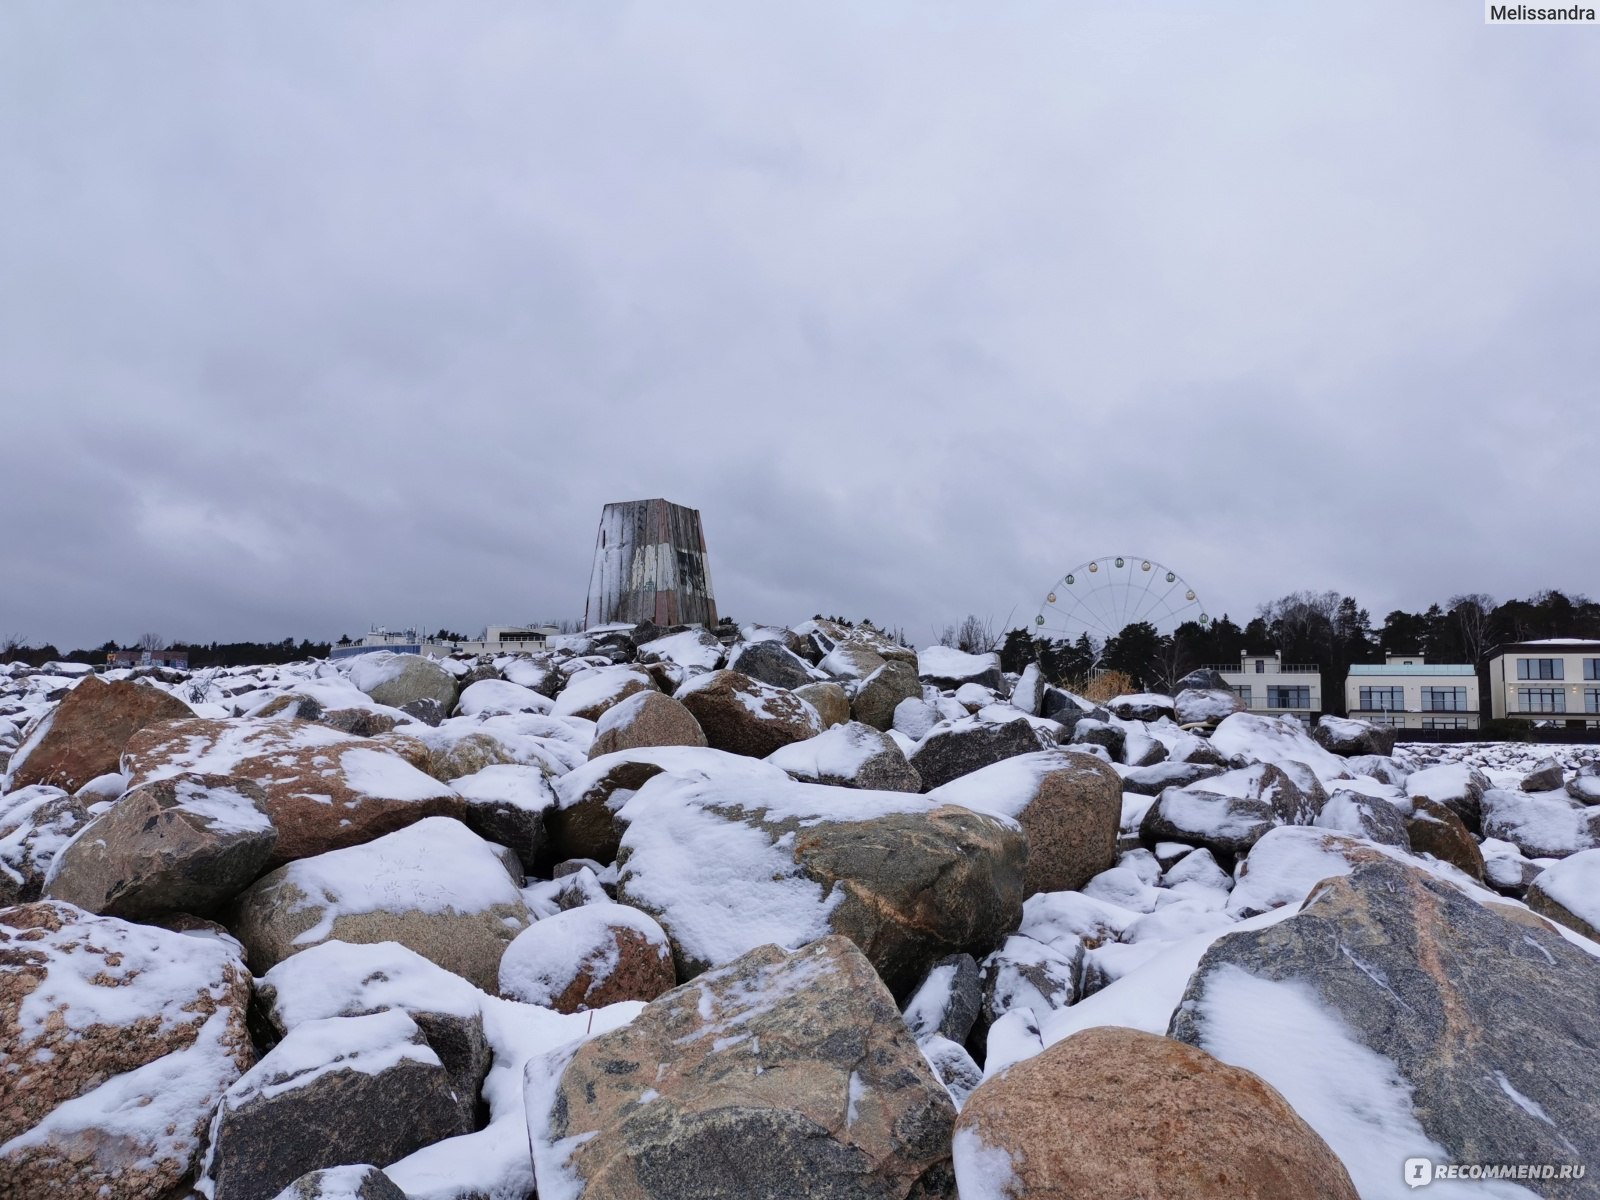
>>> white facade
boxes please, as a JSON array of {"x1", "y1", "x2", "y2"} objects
[
  {"x1": 331, "y1": 624, "x2": 561, "y2": 661},
  {"x1": 1209, "y1": 651, "x2": 1322, "y2": 724},
  {"x1": 1487, "y1": 640, "x2": 1600, "y2": 726},
  {"x1": 1345, "y1": 655, "x2": 1480, "y2": 730}
]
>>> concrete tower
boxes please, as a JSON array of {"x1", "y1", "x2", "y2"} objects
[{"x1": 583, "y1": 499, "x2": 718, "y2": 629}]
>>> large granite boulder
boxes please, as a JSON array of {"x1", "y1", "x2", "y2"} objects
[
  {"x1": 1171, "y1": 860, "x2": 1600, "y2": 1197},
  {"x1": 792, "y1": 681, "x2": 851, "y2": 729},
  {"x1": 1140, "y1": 762, "x2": 1315, "y2": 858},
  {"x1": 1173, "y1": 686, "x2": 1246, "y2": 727},
  {"x1": 615, "y1": 774, "x2": 1026, "y2": 997},
  {"x1": 1403, "y1": 795, "x2": 1486, "y2": 881},
  {"x1": 908, "y1": 717, "x2": 1052, "y2": 791},
  {"x1": 499, "y1": 901, "x2": 676, "y2": 1012},
  {"x1": 526, "y1": 936, "x2": 956, "y2": 1199},
  {"x1": 42, "y1": 774, "x2": 277, "y2": 917},
  {"x1": 269, "y1": 1166, "x2": 408, "y2": 1200},
  {"x1": 229, "y1": 817, "x2": 532, "y2": 989},
  {"x1": 0, "y1": 784, "x2": 90, "y2": 904},
  {"x1": 726, "y1": 639, "x2": 818, "y2": 691},
  {"x1": 1311, "y1": 714, "x2": 1397, "y2": 758},
  {"x1": 588, "y1": 691, "x2": 707, "y2": 759},
  {"x1": 931, "y1": 749, "x2": 1122, "y2": 896},
  {"x1": 552, "y1": 665, "x2": 658, "y2": 722},
  {"x1": 122, "y1": 717, "x2": 466, "y2": 865},
  {"x1": 1404, "y1": 762, "x2": 1490, "y2": 833},
  {"x1": 349, "y1": 652, "x2": 458, "y2": 713},
  {"x1": 1525, "y1": 847, "x2": 1600, "y2": 940},
  {"x1": 953, "y1": 1026, "x2": 1357, "y2": 1200},
  {"x1": 674, "y1": 669, "x2": 822, "y2": 757},
  {"x1": 917, "y1": 646, "x2": 1003, "y2": 690},
  {"x1": 7, "y1": 675, "x2": 193, "y2": 791},
  {"x1": 450, "y1": 762, "x2": 555, "y2": 869},
  {"x1": 0, "y1": 901, "x2": 255, "y2": 1198},
  {"x1": 202, "y1": 1009, "x2": 470, "y2": 1200},
  {"x1": 254, "y1": 939, "x2": 489, "y2": 1130},
  {"x1": 766, "y1": 720, "x2": 922, "y2": 792},
  {"x1": 851, "y1": 660, "x2": 925, "y2": 732}
]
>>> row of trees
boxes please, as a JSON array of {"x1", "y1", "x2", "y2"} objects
[
  {"x1": 1, "y1": 636, "x2": 332, "y2": 669},
  {"x1": 993, "y1": 589, "x2": 1600, "y2": 714}
]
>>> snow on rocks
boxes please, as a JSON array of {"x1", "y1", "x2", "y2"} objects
[
  {"x1": 673, "y1": 668, "x2": 823, "y2": 757},
  {"x1": 200, "y1": 1008, "x2": 470, "y2": 1200},
  {"x1": 1172, "y1": 685, "x2": 1245, "y2": 727},
  {"x1": 957, "y1": 1025, "x2": 1358, "y2": 1200},
  {"x1": 447, "y1": 762, "x2": 555, "y2": 869},
  {"x1": 792, "y1": 679, "x2": 851, "y2": 729},
  {"x1": 6, "y1": 674, "x2": 194, "y2": 793},
  {"x1": 228, "y1": 817, "x2": 531, "y2": 990},
  {"x1": 526, "y1": 936, "x2": 956, "y2": 1200},
  {"x1": 1312, "y1": 713, "x2": 1397, "y2": 758},
  {"x1": 0, "y1": 901, "x2": 255, "y2": 1199},
  {"x1": 930, "y1": 749, "x2": 1122, "y2": 895},
  {"x1": 1404, "y1": 761, "x2": 1491, "y2": 832},
  {"x1": 453, "y1": 678, "x2": 552, "y2": 718},
  {"x1": 1139, "y1": 762, "x2": 1319, "y2": 858},
  {"x1": 850, "y1": 660, "x2": 925, "y2": 731},
  {"x1": 586, "y1": 689, "x2": 707, "y2": 760},
  {"x1": 1480, "y1": 786, "x2": 1600, "y2": 859},
  {"x1": 348, "y1": 653, "x2": 459, "y2": 714},
  {"x1": 765, "y1": 719, "x2": 921, "y2": 792},
  {"x1": 902, "y1": 953, "x2": 983, "y2": 1045},
  {"x1": 498, "y1": 901, "x2": 674, "y2": 1012},
  {"x1": 1402, "y1": 795, "x2": 1488, "y2": 881},
  {"x1": 634, "y1": 628, "x2": 726, "y2": 673},
  {"x1": 269, "y1": 1165, "x2": 407, "y2": 1200},
  {"x1": 1312, "y1": 787, "x2": 1410, "y2": 850},
  {"x1": 1525, "y1": 847, "x2": 1600, "y2": 940},
  {"x1": 42, "y1": 773, "x2": 276, "y2": 917},
  {"x1": 907, "y1": 714, "x2": 1053, "y2": 791},
  {"x1": 1209, "y1": 711, "x2": 1348, "y2": 783},
  {"x1": 550, "y1": 665, "x2": 656, "y2": 722},
  {"x1": 723, "y1": 638, "x2": 819, "y2": 691},
  {"x1": 0, "y1": 784, "x2": 90, "y2": 904},
  {"x1": 1171, "y1": 859, "x2": 1600, "y2": 1196},
  {"x1": 1105, "y1": 693, "x2": 1176, "y2": 723},
  {"x1": 917, "y1": 645, "x2": 1003, "y2": 690},
  {"x1": 613, "y1": 772, "x2": 1026, "y2": 995}
]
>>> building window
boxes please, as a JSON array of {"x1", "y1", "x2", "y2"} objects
[
  {"x1": 1587, "y1": 688, "x2": 1600, "y2": 715},
  {"x1": 1518, "y1": 687, "x2": 1567, "y2": 714},
  {"x1": 1358, "y1": 686, "x2": 1405, "y2": 711},
  {"x1": 1585, "y1": 659, "x2": 1600, "y2": 681},
  {"x1": 1367, "y1": 712, "x2": 1401, "y2": 728},
  {"x1": 1422, "y1": 716, "x2": 1468, "y2": 730},
  {"x1": 1517, "y1": 658, "x2": 1563, "y2": 680},
  {"x1": 1421, "y1": 686, "x2": 1468, "y2": 712},
  {"x1": 1268, "y1": 685, "x2": 1312, "y2": 709},
  {"x1": 1255, "y1": 659, "x2": 1265, "y2": 674},
  {"x1": 1231, "y1": 685, "x2": 1252, "y2": 705}
]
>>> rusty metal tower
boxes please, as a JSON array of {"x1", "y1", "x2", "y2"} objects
[{"x1": 583, "y1": 499, "x2": 718, "y2": 629}]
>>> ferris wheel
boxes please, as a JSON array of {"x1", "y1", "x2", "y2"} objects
[{"x1": 1032, "y1": 556, "x2": 1209, "y2": 647}]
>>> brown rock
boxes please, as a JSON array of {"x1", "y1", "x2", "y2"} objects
[
  {"x1": 42, "y1": 774, "x2": 277, "y2": 917},
  {"x1": 498, "y1": 902, "x2": 676, "y2": 1012},
  {"x1": 589, "y1": 691, "x2": 708, "y2": 760},
  {"x1": 529, "y1": 936, "x2": 955, "y2": 1200},
  {"x1": 851, "y1": 661, "x2": 924, "y2": 732},
  {"x1": 793, "y1": 681, "x2": 851, "y2": 729},
  {"x1": 954, "y1": 1026, "x2": 1358, "y2": 1200},
  {"x1": 675, "y1": 669, "x2": 821, "y2": 758},
  {"x1": 9, "y1": 675, "x2": 192, "y2": 792},
  {"x1": 1404, "y1": 795, "x2": 1487, "y2": 882},
  {"x1": 552, "y1": 666, "x2": 658, "y2": 722},
  {"x1": 0, "y1": 902, "x2": 255, "y2": 1197},
  {"x1": 932, "y1": 749, "x2": 1123, "y2": 896},
  {"x1": 548, "y1": 755, "x2": 674, "y2": 864}
]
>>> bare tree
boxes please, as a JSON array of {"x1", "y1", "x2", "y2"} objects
[
  {"x1": 138, "y1": 632, "x2": 168, "y2": 652},
  {"x1": 1, "y1": 634, "x2": 23, "y2": 659},
  {"x1": 1448, "y1": 593, "x2": 1494, "y2": 663}
]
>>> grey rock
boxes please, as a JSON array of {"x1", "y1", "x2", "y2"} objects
[
  {"x1": 767, "y1": 720, "x2": 922, "y2": 792},
  {"x1": 1567, "y1": 763, "x2": 1600, "y2": 804},
  {"x1": 1311, "y1": 715, "x2": 1397, "y2": 758},
  {"x1": 0, "y1": 785, "x2": 90, "y2": 904},
  {"x1": 1120, "y1": 760, "x2": 1225, "y2": 797},
  {"x1": 726, "y1": 639, "x2": 818, "y2": 691},
  {"x1": 1313, "y1": 789, "x2": 1410, "y2": 851},
  {"x1": 1068, "y1": 718, "x2": 1125, "y2": 761},
  {"x1": 1171, "y1": 860, "x2": 1600, "y2": 1196},
  {"x1": 1171, "y1": 668, "x2": 1231, "y2": 692},
  {"x1": 204, "y1": 1009, "x2": 471, "y2": 1200},
  {"x1": 902, "y1": 953, "x2": 983, "y2": 1045},
  {"x1": 356, "y1": 655, "x2": 458, "y2": 714},
  {"x1": 908, "y1": 718, "x2": 1051, "y2": 791},
  {"x1": 1525, "y1": 850, "x2": 1600, "y2": 941},
  {"x1": 1106, "y1": 694, "x2": 1175, "y2": 722},
  {"x1": 270, "y1": 1165, "x2": 408, "y2": 1200},
  {"x1": 977, "y1": 933, "x2": 1081, "y2": 1033},
  {"x1": 398, "y1": 697, "x2": 446, "y2": 727},
  {"x1": 1521, "y1": 756, "x2": 1566, "y2": 793},
  {"x1": 1172, "y1": 687, "x2": 1245, "y2": 727},
  {"x1": 918, "y1": 1034, "x2": 984, "y2": 1111}
]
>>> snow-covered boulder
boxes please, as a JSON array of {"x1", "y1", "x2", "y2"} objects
[
  {"x1": 0, "y1": 784, "x2": 89, "y2": 904},
  {"x1": 766, "y1": 720, "x2": 921, "y2": 792},
  {"x1": 1401, "y1": 795, "x2": 1486, "y2": 881},
  {"x1": 1172, "y1": 686, "x2": 1245, "y2": 727},
  {"x1": 587, "y1": 690, "x2": 707, "y2": 760},
  {"x1": 1106, "y1": 693, "x2": 1175, "y2": 723},
  {"x1": 454, "y1": 678, "x2": 552, "y2": 718},
  {"x1": 1568, "y1": 762, "x2": 1600, "y2": 803},
  {"x1": 635, "y1": 629, "x2": 726, "y2": 673},
  {"x1": 7, "y1": 674, "x2": 194, "y2": 793},
  {"x1": 1140, "y1": 763, "x2": 1319, "y2": 857},
  {"x1": 614, "y1": 773, "x2": 1026, "y2": 995},
  {"x1": 229, "y1": 817, "x2": 532, "y2": 990},
  {"x1": 908, "y1": 715, "x2": 1053, "y2": 791},
  {"x1": 0, "y1": 901, "x2": 254, "y2": 1199},
  {"x1": 255, "y1": 939, "x2": 489, "y2": 1128},
  {"x1": 498, "y1": 901, "x2": 675, "y2": 1013},
  {"x1": 917, "y1": 645, "x2": 1003, "y2": 690},
  {"x1": 202, "y1": 1009, "x2": 470, "y2": 1200},
  {"x1": 550, "y1": 665, "x2": 656, "y2": 722},
  {"x1": 954, "y1": 1026, "x2": 1358, "y2": 1200},
  {"x1": 269, "y1": 1165, "x2": 407, "y2": 1200},
  {"x1": 1312, "y1": 788, "x2": 1409, "y2": 850},
  {"x1": 1480, "y1": 787, "x2": 1600, "y2": 859},
  {"x1": 932, "y1": 749, "x2": 1121, "y2": 896},
  {"x1": 448, "y1": 762, "x2": 555, "y2": 869},
  {"x1": 978, "y1": 933, "x2": 1081, "y2": 1034},
  {"x1": 1209, "y1": 712, "x2": 1347, "y2": 783},
  {"x1": 1224, "y1": 826, "x2": 1393, "y2": 918},
  {"x1": 674, "y1": 669, "x2": 822, "y2": 757},
  {"x1": 724, "y1": 639, "x2": 817, "y2": 691},
  {"x1": 1171, "y1": 860, "x2": 1600, "y2": 1197},
  {"x1": 1404, "y1": 762, "x2": 1490, "y2": 833},
  {"x1": 792, "y1": 680, "x2": 851, "y2": 729},
  {"x1": 851, "y1": 660, "x2": 924, "y2": 731},
  {"x1": 349, "y1": 653, "x2": 458, "y2": 714},
  {"x1": 1119, "y1": 759, "x2": 1224, "y2": 797},
  {"x1": 1521, "y1": 755, "x2": 1566, "y2": 792},
  {"x1": 1526, "y1": 847, "x2": 1600, "y2": 941},
  {"x1": 526, "y1": 937, "x2": 955, "y2": 1199},
  {"x1": 902, "y1": 953, "x2": 982, "y2": 1045},
  {"x1": 42, "y1": 773, "x2": 276, "y2": 917},
  {"x1": 1311, "y1": 714, "x2": 1396, "y2": 758}
]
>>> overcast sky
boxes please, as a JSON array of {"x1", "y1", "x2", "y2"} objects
[{"x1": 3, "y1": 2, "x2": 1597, "y2": 651}]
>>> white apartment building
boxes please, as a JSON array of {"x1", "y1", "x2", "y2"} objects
[
  {"x1": 1345, "y1": 654, "x2": 1480, "y2": 730},
  {"x1": 330, "y1": 624, "x2": 562, "y2": 661},
  {"x1": 1487, "y1": 640, "x2": 1600, "y2": 727},
  {"x1": 1209, "y1": 650, "x2": 1322, "y2": 725}
]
